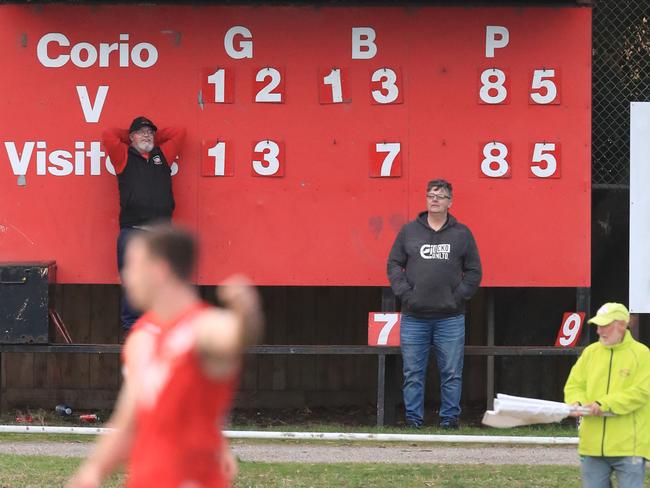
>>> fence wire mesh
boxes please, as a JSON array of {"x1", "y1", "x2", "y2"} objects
[{"x1": 593, "y1": 0, "x2": 650, "y2": 187}]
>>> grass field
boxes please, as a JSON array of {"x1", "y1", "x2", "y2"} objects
[{"x1": 0, "y1": 454, "x2": 596, "y2": 488}]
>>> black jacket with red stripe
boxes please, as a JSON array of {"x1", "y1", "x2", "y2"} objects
[
  {"x1": 102, "y1": 127, "x2": 186, "y2": 228},
  {"x1": 117, "y1": 146, "x2": 174, "y2": 228}
]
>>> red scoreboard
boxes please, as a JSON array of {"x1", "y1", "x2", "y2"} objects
[{"x1": 0, "y1": 5, "x2": 591, "y2": 286}]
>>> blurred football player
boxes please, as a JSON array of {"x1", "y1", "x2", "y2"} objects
[{"x1": 68, "y1": 224, "x2": 263, "y2": 488}]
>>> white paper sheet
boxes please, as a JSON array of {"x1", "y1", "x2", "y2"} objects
[{"x1": 482, "y1": 393, "x2": 603, "y2": 428}]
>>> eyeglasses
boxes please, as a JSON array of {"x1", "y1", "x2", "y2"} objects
[
  {"x1": 426, "y1": 193, "x2": 451, "y2": 201},
  {"x1": 134, "y1": 128, "x2": 155, "y2": 137}
]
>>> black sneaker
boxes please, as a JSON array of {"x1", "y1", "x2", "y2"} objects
[
  {"x1": 439, "y1": 419, "x2": 460, "y2": 430},
  {"x1": 405, "y1": 422, "x2": 422, "y2": 430}
]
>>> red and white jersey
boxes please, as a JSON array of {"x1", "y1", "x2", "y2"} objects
[{"x1": 124, "y1": 302, "x2": 239, "y2": 488}]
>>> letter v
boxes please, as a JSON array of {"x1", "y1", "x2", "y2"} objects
[
  {"x1": 4, "y1": 141, "x2": 34, "y2": 175},
  {"x1": 76, "y1": 85, "x2": 109, "y2": 123}
]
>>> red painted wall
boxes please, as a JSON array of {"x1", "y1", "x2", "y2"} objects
[{"x1": 0, "y1": 5, "x2": 591, "y2": 286}]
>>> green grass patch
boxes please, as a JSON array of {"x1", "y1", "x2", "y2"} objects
[
  {"x1": 0, "y1": 433, "x2": 98, "y2": 443},
  {"x1": 0, "y1": 455, "x2": 123, "y2": 487},
  {"x1": 236, "y1": 463, "x2": 586, "y2": 488},
  {"x1": 0, "y1": 454, "x2": 595, "y2": 488}
]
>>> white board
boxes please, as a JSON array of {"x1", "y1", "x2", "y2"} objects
[{"x1": 629, "y1": 102, "x2": 650, "y2": 312}]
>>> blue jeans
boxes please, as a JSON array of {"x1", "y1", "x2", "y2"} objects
[
  {"x1": 581, "y1": 456, "x2": 646, "y2": 488},
  {"x1": 117, "y1": 227, "x2": 143, "y2": 331},
  {"x1": 400, "y1": 313, "x2": 465, "y2": 426}
]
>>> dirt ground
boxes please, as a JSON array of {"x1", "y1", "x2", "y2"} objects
[{"x1": 0, "y1": 440, "x2": 579, "y2": 465}]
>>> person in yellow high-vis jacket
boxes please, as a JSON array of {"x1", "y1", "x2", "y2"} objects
[{"x1": 564, "y1": 303, "x2": 650, "y2": 488}]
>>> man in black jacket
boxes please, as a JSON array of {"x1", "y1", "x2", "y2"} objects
[
  {"x1": 103, "y1": 116, "x2": 186, "y2": 336},
  {"x1": 387, "y1": 179, "x2": 482, "y2": 429}
]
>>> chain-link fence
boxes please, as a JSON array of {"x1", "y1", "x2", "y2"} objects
[{"x1": 593, "y1": 0, "x2": 650, "y2": 187}]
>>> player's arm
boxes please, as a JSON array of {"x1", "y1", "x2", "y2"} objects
[
  {"x1": 195, "y1": 276, "x2": 264, "y2": 378},
  {"x1": 156, "y1": 127, "x2": 187, "y2": 163},
  {"x1": 67, "y1": 332, "x2": 145, "y2": 488},
  {"x1": 220, "y1": 440, "x2": 239, "y2": 484},
  {"x1": 101, "y1": 128, "x2": 130, "y2": 174}
]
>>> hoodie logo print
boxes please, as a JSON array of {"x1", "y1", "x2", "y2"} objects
[{"x1": 420, "y1": 244, "x2": 451, "y2": 260}]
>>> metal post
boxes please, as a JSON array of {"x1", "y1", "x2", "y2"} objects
[
  {"x1": 0, "y1": 352, "x2": 3, "y2": 412},
  {"x1": 640, "y1": 315, "x2": 649, "y2": 344},
  {"x1": 376, "y1": 287, "x2": 398, "y2": 426},
  {"x1": 486, "y1": 289, "x2": 495, "y2": 410},
  {"x1": 576, "y1": 287, "x2": 591, "y2": 345},
  {"x1": 376, "y1": 353, "x2": 387, "y2": 426},
  {"x1": 629, "y1": 314, "x2": 640, "y2": 340},
  {"x1": 384, "y1": 350, "x2": 400, "y2": 425}
]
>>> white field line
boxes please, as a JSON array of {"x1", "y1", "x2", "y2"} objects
[{"x1": 0, "y1": 425, "x2": 578, "y2": 445}]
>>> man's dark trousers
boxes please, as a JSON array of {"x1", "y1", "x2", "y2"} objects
[{"x1": 117, "y1": 227, "x2": 142, "y2": 331}]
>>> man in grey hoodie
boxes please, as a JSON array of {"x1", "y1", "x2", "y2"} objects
[{"x1": 387, "y1": 179, "x2": 482, "y2": 429}]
